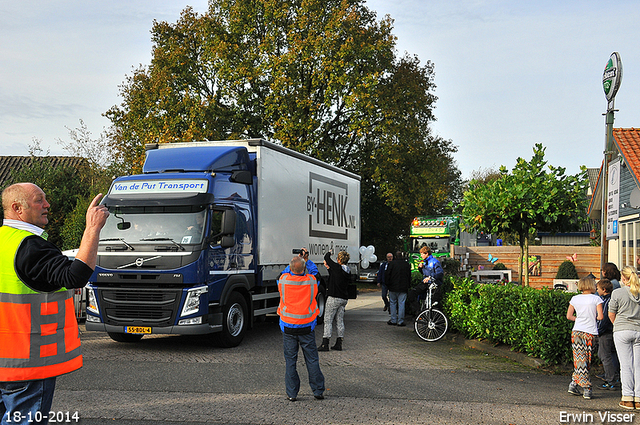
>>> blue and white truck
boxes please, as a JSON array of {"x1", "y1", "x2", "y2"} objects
[{"x1": 85, "y1": 139, "x2": 360, "y2": 347}]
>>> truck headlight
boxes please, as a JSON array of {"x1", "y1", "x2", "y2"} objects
[
  {"x1": 87, "y1": 288, "x2": 100, "y2": 315},
  {"x1": 181, "y1": 286, "x2": 208, "y2": 317}
]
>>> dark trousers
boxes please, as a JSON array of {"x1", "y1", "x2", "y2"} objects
[
  {"x1": 381, "y1": 284, "x2": 389, "y2": 308},
  {"x1": 408, "y1": 282, "x2": 442, "y2": 315},
  {"x1": 598, "y1": 332, "x2": 620, "y2": 384}
]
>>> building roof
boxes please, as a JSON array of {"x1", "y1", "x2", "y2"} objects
[
  {"x1": 0, "y1": 156, "x2": 89, "y2": 189},
  {"x1": 588, "y1": 128, "x2": 640, "y2": 218},
  {"x1": 587, "y1": 167, "x2": 599, "y2": 195},
  {"x1": 614, "y1": 128, "x2": 640, "y2": 189}
]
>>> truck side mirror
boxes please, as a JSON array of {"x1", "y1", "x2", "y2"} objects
[
  {"x1": 220, "y1": 235, "x2": 235, "y2": 248},
  {"x1": 230, "y1": 170, "x2": 252, "y2": 185},
  {"x1": 209, "y1": 210, "x2": 236, "y2": 247},
  {"x1": 221, "y1": 210, "x2": 236, "y2": 235}
]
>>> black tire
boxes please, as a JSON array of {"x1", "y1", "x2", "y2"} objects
[
  {"x1": 316, "y1": 283, "x2": 326, "y2": 324},
  {"x1": 414, "y1": 309, "x2": 448, "y2": 342},
  {"x1": 218, "y1": 292, "x2": 248, "y2": 348},
  {"x1": 107, "y1": 332, "x2": 144, "y2": 343}
]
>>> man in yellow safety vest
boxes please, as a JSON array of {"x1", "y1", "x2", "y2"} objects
[{"x1": 0, "y1": 183, "x2": 108, "y2": 424}]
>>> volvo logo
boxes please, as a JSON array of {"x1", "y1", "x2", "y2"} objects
[{"x1": 117, "y1": 255, "x2": 162, "y2": 269}]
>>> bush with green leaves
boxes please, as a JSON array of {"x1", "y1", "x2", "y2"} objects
[
  {"x1": 556, "y1": 260, "x2": 579, "y2": 279},
  {"x1": 444, "y1": 277, "x2": 574, "y2": 365},
  {"x1": 492, "y1": 262, "x2": 507, "y2": 270}
]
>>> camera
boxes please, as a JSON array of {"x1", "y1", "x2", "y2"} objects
[{"x1": 292, "y1": 249, "x2": 303, "y2": 254}]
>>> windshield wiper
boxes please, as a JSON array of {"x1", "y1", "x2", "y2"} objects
[
  {"x1": 139, "y1": 237, "x2": 185, "y2": 251},
  {"x1": 99, "y1": 238, "x2": 135, "y2": 251}
]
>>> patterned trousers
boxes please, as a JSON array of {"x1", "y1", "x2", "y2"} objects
[
  {"x1": 323, "y1": 296, "x2": 348, "y2": 339},
  {"x1": 571, "y1": 330, "x2": 595, "y2": 389}
]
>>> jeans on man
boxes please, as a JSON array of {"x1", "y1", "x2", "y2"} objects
[
  {"x1": 1, "y1": 377, "x2": 56, "y2": 425},
  {"x1": 381, "y1": 284, "x2": 389, "y2": 309},
  {"x1": 388, "y1": 291, "x2": 407, "y2": 325},
  {"x1": 283, "y1": 331, "x2": 325, "y2": 399}
]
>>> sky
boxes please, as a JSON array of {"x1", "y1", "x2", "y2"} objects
[{"x1": 1, "y1": 0, "x2": 639, "y2": 180}]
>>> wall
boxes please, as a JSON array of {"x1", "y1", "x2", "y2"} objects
[{"x1": 453, "y1": 245, "x2": 600, "y2": 289}]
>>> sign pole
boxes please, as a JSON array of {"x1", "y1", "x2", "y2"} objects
[
  {"x1": 600, "y1": 109, "x2": 614, "y2": 271},
  {"x1": 600, "y1": 52, "x2": 622, "y2": 271}
]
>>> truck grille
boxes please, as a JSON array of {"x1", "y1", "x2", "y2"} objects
[{"x1": 99, "y1": 288, "x2": 181, "y2": 326}]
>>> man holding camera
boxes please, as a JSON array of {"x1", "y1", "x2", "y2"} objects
[
  {"x1": 282, "y1": 248, "x2": 318, "y2": 277},
  {"x1": 277, "y1": 253, "x2": 325, "y2": 401}
]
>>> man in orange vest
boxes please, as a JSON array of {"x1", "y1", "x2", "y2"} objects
[
  {"x1": 1, "y1": 183, "x2": 108, "y2": 424},
  {"x1": 277, "y1": 256, "x2": 325, "y2": 402}
]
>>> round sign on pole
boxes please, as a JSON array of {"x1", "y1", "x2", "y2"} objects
[{"x1": 603, "y1": 52, "x2": 622, "y2": 103}]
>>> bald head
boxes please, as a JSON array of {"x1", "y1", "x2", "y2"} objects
[
  {"x1": 289, "y1": 256, "x2": 306, "y2": 274},
  {"x1": 2, "y1": 183, "x2": 50, "y2": 227}
]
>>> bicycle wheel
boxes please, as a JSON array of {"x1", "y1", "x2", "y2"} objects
[{"x1": 414, "y1": 309, "x2": 448, "y2": 342}]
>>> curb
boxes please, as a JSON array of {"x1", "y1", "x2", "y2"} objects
[
  {"x1": 444, "y1": 332, "x2": 575, "y2": 374},
  {"x1": 446, "y1": 333, "x2": 546, "y2": 369}
]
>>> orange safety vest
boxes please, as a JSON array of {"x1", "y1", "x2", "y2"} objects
[
  {"x1": 0, "y1": 226, "x2": 82, "y2": 382},
  {"x1": 277, "y1": 273, "x2": 319, "y2": 326}
]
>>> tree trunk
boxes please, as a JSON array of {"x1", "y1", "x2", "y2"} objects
[
  {"x1": 518, "y1": 238, "x2": 525, "y2": 286},
  {"x1": 524, "y1": 235, "x2": 530, "y2": 287}
]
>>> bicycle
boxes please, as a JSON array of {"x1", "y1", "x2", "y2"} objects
[{"x1": 414, "y1": 283, "x2": 448, "y2": 342}]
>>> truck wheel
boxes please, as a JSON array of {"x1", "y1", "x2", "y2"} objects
[
  {"x1": 218, "y1": 292, "x2": 247, "y2": 348},
  {"x1": 316, "y1": 284, "x2": 326, "y2": 325},
  {"x1": 108, "y1": 332, "x2": 143, "y2": 343}
]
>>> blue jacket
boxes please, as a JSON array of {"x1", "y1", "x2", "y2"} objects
[
  {"x1": 420, "y1": 255, "x2": 444, "y2": 286},
  {"x1": 282, "y1": 259, "x2": 319, "y2": 276},
  {"x1": 377, "y1": 262, "x2": 388, "y2": 285},
  {"x1": 597, "y1": 293, "x2": 614, "y2": 335}
]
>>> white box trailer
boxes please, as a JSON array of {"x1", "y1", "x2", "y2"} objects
[{"x1": 209, "y1": 140, "x2": 361, "y2": 279}]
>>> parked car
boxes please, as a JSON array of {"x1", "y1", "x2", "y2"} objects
[{"x1": 358, "y1": 262, "x2": 380, "y2": 283}]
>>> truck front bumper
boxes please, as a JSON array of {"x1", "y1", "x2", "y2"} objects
[{"x1": 86, "y1": 313, "x2": 223, "y2": 335}]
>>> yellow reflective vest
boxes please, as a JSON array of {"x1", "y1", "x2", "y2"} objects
[{"x1": 0, "y1": 226, "x2": 82, "y2": 382}]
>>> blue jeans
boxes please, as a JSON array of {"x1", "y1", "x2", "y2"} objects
[
  {"x1": 388, "y1": 291, "x2": 407, "y2": 325},
  {"x1": 381, "y1": 284, "x2": 389, "y2": 309},
  {"x1": 1, "y1": 378, "x2": 56, "y2": 425},
  {"x1": 283, "y1": 331, "x2": 325, "y2": 399}
]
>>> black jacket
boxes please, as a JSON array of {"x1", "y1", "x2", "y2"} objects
[
  {"x1": 324, "y1": 252, "x2": 350, "y2": 300},
  {"x1": 384, "y1": 258, "x2": 411, "y2": 293}
]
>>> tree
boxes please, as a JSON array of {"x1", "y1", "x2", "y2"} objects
[
  {"x1": 4, "y1": 142, "x2": 92, "y2": 249},
  {"x1": 460, "y1": 144, "x2": 589, "y2": 286},
  {"x1": 57, "y1": 121, "x2": 118, "y2": 249},
  {"x1": 105, "y1": 0, "x2": 461, "y2": 252}
]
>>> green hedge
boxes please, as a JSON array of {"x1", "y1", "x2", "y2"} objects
[{"x1": 444, "y1": 277, "x2": 575, "y2": 365}]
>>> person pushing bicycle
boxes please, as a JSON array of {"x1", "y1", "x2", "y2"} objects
[{"x1": 408, "y1": 245, "x2": 444, "y2": 315}]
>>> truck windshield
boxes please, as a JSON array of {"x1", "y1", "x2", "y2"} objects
[
  {"x1": 411, "y1": 237, "x2": 449, "y2": 255},
  {"x1": 101, "y1": 206, "x2": 208, "y2": 245}
]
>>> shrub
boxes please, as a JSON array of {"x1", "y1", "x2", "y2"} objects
[
  {"x1": 492, "y1": 262, "x2": 507, "y2": 270},
  {"x1": 556, "y1": 260, "x2": 578, "y2": 279},
  {"x1": 444, "y1": 277, "x2": 574, "y2": 365}
]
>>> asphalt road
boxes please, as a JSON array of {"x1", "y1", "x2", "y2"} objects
[{"x1": 52, "y1": 291, "x2": 630, "y2": 425}]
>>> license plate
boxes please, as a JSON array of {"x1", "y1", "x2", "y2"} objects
[
  {"x1": 125, "y1": 326, "x2": 151, "y2": 334},
  {"x1": 359, "y1": 276, "x2": 368, "y2": 280}
]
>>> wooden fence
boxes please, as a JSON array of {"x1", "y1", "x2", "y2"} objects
[{"x1": 452, "y1": 245, "x2": 600, "y2": 289}]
